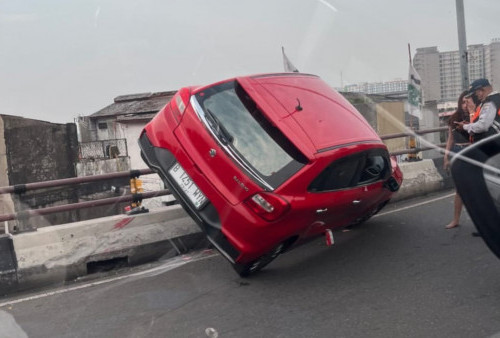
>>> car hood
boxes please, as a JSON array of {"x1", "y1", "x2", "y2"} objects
[{"x1": 237, "y1": 74, "x2": 381, "y2": 156}]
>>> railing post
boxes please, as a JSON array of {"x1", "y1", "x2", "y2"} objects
[
  {"x1": 124, "y1": 139, "x2": 128, "y2": 158},
  {"x1": 15, "y1": 209, "x2": 35, "y2": 233},
  {"x1": 379, "y1": 126, "x2": 448, "y2": 158}
]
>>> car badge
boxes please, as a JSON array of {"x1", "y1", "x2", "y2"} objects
[{"x1": 209, "y1": 149, "x2": 216, "y2": 157}]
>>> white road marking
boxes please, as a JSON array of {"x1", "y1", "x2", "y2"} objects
[
  {"x1": 0, "y1": 252, "x2": 217, "y2": 308},
  {"x1": 374, "y1": 192, "x2": 455, "y2": 218}
]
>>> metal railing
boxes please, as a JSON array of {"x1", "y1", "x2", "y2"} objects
[
  {"x1": 0, "y1": 190, "x2": 169, "y2": 223},
  {"x1": 380, "y1": 126, "x2": 448, "y2": 157},
  {"x1": 0, "y1": 169, "x2": 170, "y2": 232},
  {"x1": 0, "y1": 169, "x2": 153, "y2": 195}
]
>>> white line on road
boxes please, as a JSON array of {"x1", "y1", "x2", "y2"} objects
[
  {"x1": 0, "y1": 252, "x2": 218, "y2": 308},
  {"x1": 374, "y1": 192, "x2": 455, "y2": 218}
]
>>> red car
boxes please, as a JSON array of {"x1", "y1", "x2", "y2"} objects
[{"x1": 139, "y1": 73, "x2": 403, "y2": 276}]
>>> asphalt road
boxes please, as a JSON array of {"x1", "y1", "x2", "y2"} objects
[{"x1": 1, "y1": 190, "x2": 500, "y2": 338}]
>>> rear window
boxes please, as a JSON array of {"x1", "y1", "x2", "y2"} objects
[
  {"x1": 309, "y1": 150, "x2": 391, "y2": 192},
  {"x1": 195, "y1": 81, "x2": 307, "y2": 188}
]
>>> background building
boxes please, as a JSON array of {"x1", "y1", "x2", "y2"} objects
[
  {"x1": 342, "y1": 79, "x2": 407, "y2": 95},
  {"x1": 0, "y1": 115, "x2": 127, "y2": 232},
  {"x1": 413, "y1": 39, "x2": 500, "y2": 103},
  {"x1": 412, "y1": 47, "x2": 442, "y2": 102},
  {"x1": 78, "y1": 91, "x2": 177, "y2": 209}
]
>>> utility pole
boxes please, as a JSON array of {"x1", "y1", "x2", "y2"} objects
[
  {"x1": 456, "y1": 0, "x2": 469, "y2": 90},
  {"x1": 408, "y1": 43, "x2": 413, "y2": 130}
]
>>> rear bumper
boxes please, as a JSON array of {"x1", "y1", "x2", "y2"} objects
[{"x1": 138, "y1": 132, "x2": 240, "y2": 263}]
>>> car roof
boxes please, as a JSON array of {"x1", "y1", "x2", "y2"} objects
[{"x1": 237, "y1": 73, "x2": 381, "y2": 157}]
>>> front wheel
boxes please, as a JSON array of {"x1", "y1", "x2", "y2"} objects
[{"x1": 233, "y1": 242, "x2": 285, "y2": 278}]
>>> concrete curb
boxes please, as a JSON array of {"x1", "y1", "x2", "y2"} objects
[
  {"x1": 0, "y1": 160, "x2": 447, "y2": 293},
  {"x1": 0, "y1": 235, "x2": 17, "y2": 293},
  {"x1": 392, "y1": 159, "x2": 445, "y2": 202},
  {"x1": 0, "y1": 205, "x2": 204, "y2": 293}
]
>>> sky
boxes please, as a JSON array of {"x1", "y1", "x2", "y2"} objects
[{"x1": 1, "y1": 0, "x2": 499, "y2": 124}]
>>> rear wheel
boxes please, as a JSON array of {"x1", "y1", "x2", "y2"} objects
[{"x1": 233, "y1": 242, "x2": 285, "y2": 278}]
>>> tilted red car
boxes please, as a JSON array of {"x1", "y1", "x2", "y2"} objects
[{"x1": 139, "y1": 73, "x2": 403, "y2": 276}]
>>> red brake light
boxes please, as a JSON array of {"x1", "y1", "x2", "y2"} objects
[
  {"x1": 244, "y1": 192, "x2": 290, "y2": 221},
  {"x1": 390, "y1": 155, "x2": 398, "y2": 173},
  {"x1": 171, "y1": 87, "x2": 191, "y2": 122}
]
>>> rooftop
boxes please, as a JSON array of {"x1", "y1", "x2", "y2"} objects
[{"x1": 90, "y1": 91, "x2": 177, "y2": 119}]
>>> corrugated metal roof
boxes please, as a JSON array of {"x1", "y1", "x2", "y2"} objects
[
  {"x1": 90, "y1": 91, "x2": 176, "y2": 119},
  {"x1": 116, "y1": 113, "x2": 157, "y2": 122}
]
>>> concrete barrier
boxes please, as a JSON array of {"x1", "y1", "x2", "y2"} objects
[
  {"x1": 2, "y1": 205, "x2": 204, "y2": 291},
  {"x1": 392, "y1": 159, "x2": 444, "y2": 201},
  {"x1": 0, "y1": 159, "x2": 447, "y2": 292},
  {"x1": 0, "y1": 235, "x2": 17, "y2": 293}
]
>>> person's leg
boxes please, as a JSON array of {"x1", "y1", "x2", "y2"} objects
[{"x1": 445, "y1": 192, "x2": 462, "y2": 229}]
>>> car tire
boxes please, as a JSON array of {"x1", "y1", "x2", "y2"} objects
[{"x1": 233, "y1": 242, "x2": 285, "y2": 278}]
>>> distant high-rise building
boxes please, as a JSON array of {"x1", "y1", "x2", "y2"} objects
[
  {"x1": 413, "y1": 39, "x2": 500, "y2": 102},
  {"x1": 413, "y1": 46, "x2": 441, "y2": 102},
  {"x1": 342, "y1": 79, "x2": 407, "y2": 95},
  {"x1": 485, "y1": 38, "x2": 500, "y2": 90}
]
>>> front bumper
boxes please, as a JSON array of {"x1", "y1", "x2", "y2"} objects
[{"x1": 138, "y1": 132, "x2": 240, "y2": 263}]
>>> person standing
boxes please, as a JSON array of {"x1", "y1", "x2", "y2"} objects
[
  {"x1": 443, "y1": 90, "x2": 471, "y2": 229},
  {"x1": 455, "y1": 78, "x2": 500, "y2": 142},
  {"x1": 454, "y1": 78, "x2": 500, "y2": 236}
]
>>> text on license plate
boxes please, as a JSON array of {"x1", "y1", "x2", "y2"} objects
[{"x1": 169, "y1": 162, "x2": 207, "y2": 209}]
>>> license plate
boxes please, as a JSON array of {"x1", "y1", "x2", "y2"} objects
[{"x1": 169, "y1": 162, "x2": 207, "y2": 209}]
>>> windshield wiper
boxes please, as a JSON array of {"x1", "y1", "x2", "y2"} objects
[{"x1": 205, "y1": 108, "x2": 234, "y2": 145}]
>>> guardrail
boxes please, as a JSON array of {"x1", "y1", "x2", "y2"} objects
[
  {"x1": 380, "y1": 126, "x2": 448, "y2": 157},
  {"x1": 0, "y1": 190, "x2": 170, "y2": 223},
  {"x1": 0, "y1": 169, "x2": 153, "y2": 195},
  {"x1": 0, "y1": 169, "x2": 170, "y2": 233}
]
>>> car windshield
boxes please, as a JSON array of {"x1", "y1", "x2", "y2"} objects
[{"x1": 195, "y1": 81, "x2": 306, "y2": 187}]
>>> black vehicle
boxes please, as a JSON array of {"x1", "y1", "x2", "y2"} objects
[{"x1": 451, "y1": 133, "x2": 500, "y2": 258}]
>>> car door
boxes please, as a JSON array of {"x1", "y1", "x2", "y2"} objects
[
  {"x1": 350, "y1": 151, "x2": 393, "y2": 218},
  {"x1": 299, "y1": 149, "x2": 391, "y2": 238},
  {"x1": 299, "y1": 153, "x2": 365, "y2": 238}
]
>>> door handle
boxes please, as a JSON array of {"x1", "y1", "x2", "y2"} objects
[
  {"x1": 316, "y1": 208, "x2": 328, "y2": 214},
  {"x1": 352, "y1": 200, "x2": 362, "y2": 205}
]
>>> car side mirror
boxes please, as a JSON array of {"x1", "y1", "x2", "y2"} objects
[{"x1": 451, "y1": 133, "x2": 500, "y2": 259}]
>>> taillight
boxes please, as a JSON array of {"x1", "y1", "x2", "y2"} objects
[
  {"x1": 171, "y1": 87, "x2": 191, "y2": 122},
  {"x1": 244, "y1": 192, "x2": 290, "y2": 221},
  {"x1": 390, "y1": 155, "x2": 397, "y2": 173}
]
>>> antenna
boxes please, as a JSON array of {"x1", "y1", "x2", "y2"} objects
[{"x1": 295, "y1": 98, "x2": 303, "y2": 111}]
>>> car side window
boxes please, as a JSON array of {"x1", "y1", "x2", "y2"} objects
[
  {"x1": 308, "y1": 156, "x2": 362, "y2": 192},
  {"x1": 309, "y1": 151, "x2": 390, "y2": 193},
  {"x1": 358, "y1": 155, "x2": 389, "y2": 185}
]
